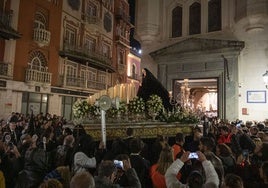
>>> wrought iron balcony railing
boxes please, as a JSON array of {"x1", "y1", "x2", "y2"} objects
[
  {"x1": 62, "y1": 42, "x2": 112, "y2": 65},
  {"x1": 0, "y1": 61, "x2": 13, "y2": 79},
  {"x1": 33, "y1": 28, "x2": 51, "y2": 47},
  {"x1": 25, "y1": 68, "x2": 52, "y2": 86}
]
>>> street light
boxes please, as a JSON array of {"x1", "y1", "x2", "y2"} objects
[{"x1": 263, "y1": 70, "x2": 268, "y2": 89}]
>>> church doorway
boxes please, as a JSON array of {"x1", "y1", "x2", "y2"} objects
[{"x1": 173, "y1": 78, "x2": 218, "y2": 117}]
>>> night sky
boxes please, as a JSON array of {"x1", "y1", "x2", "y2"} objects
[{"x1": 128, "y1": 0, "x2": 141, "y2": 50}]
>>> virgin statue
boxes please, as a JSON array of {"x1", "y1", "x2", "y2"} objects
[{"x1": 137, "y1": 68, "x2": 172, "y2": 111}]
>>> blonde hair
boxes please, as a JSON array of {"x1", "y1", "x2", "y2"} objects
[
  {"x1": 70, "y1": 171, "x2": 95, "y2": 188},
  {"x1": 39, "y1": 179, "x2": 63, "y2": 188},
  {"x1": 156, "y1": 143, "x2": 174, "y2": 175},
  {"x1": 56, "y1": 166, "x2": 71, "y2": 188}
]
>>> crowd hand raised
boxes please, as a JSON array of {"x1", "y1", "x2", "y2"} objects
[
  {"x1": 122, "y1": 158, "x2": 131, "y2": 171},
  {"x1": 180, "y1": 151, "x2": 191, "y2": 163},
  {"x1": 196, "y1": 151, "x2": 206, "y2": 162},
  {"x1": 98, "y1": 141, "x2": 105, "y2": 150}
]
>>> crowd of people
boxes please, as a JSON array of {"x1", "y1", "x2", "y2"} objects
[{"x1": 0, "y1": 112, "x2": 268, "y2": 188}]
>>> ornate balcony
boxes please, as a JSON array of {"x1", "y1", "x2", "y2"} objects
[
  {"x1": 25, "y1": 68, "x2": 52, "y2": 88},
  {"x1": 0, "y1": 61, "x2": 13, "y2": 79},
  {"x1": 0, "y1": 10, "x2": 21, "y2": 39},
  {"x1": 115, "y1": 8, "x2": 131, "y2": 23},
  {"x1": 33, "y1": 28, "x2": 51, "y2": 47},
  {"x1": 60, "y1": 42, "x2": 115, "y2": 72},
  {"x1": 115, "y1": 35, "x2": 130, "y2": 47}
]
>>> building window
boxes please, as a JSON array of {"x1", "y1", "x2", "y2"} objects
[
  {"x1": 84, "y1": 36, "x2": 96, "y2": 52},
  {"x1": 87, "y1": 2, "x2": 97, "y2": 17},
  {"x1": 208, "y1": 0, "x2": 221, "y2": 32},
  {"x1": 89, "y1": 70, "x2": 96, "y2": 81},
  {"x1": 102, "y1": 43, "x2": 110, "y2": 58},
  {"x1": 189, "y1": 2, "x2": 201, "y2": 35},
  {"x1": 28, "y1": 51, "x2": 47, "y2": 71},
  {"x1": 80, "y1": 66, "x2": 89, "y2": 81},
  {"x1": 34, "y1": 11, "x2": 46, "y2": 29},
  {"x1": 66, "y1": 64, "x2": 77, "y2": 78},
  {"x1": 172, "y1": 6, "x2": 182, "y2": 38},
  {"x1": 66, "y1": 62, "x2": 77, "y2": 85},
  {"x1": 21, "y1": 92, "x2": 49, "y2": 115},
  {"x1": 65, "y1": 26, "x2": 76, "y2": 46},
  {"x1": 99, "y1": 73, "x2": 106, "y2": 84}
]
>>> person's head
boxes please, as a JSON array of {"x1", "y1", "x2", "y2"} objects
[
  {"x1": 110, "y1": 137, "x2": 128, "y2": 155},
  {"x1": 193, "y1": 127, "x2": 202, "y2": 140},
  {"x1": 216, "y1": 143, "x2": 233, "y2": 157},
  {"x1": 75, "y1": 134, "x2": 95, "y2": 157},
  {"x1": 156, "y1": 143, "x2": 174, "y2": 175},
  {"x1": 199, "y1": 137, "x2": 215, "y2": 152},
  {"x1": 175, "y1": 132, "x2": 184, "y2": 144},
  {"x1": 56, "y1": 166, "x2": 71, "y2": 188},
  {"x1": 63, "y1": 135, "x2": 75, "y2": 147},
  {"x1": 142, "y1": 69, "x2": 146, "y2": 77},
  {"x1": 129, "y1": 137, "x2": 144, "y2": 153},
  {"x1": 220, "y1": 126, "x2": 230, "y2": 135},
  {"x1": 9, "y1": 121, "x2": 16, "y2": 131},
  {"x1": 126, "y1": 127, "x2": 134, "y2": 137},
  {"x1": 250, "y1": 126, "x2": 258, "y2": 136},
  {"x1": 97, "y1": 160, "x2": 117, "y2": 183},
  {"x1": 39, "y1": 179, "x2": 63, "y2": 188},
  {"x1": 187, "y1": 170, "x2": 204, "y2": 188},
  {"x1": 222, "y1": 173, "x2": 244, "y2": 188},
  {"x1": 63, "y1": 127, "x2": 72, "y2": 136},
  {"x1": 70, "y1": 171, "x2": 95, "y2": 188}
]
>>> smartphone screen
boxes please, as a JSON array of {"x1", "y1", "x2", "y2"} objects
[
  {"x1": 189, "y1": 152, "x2": 198, "y2": 159},
  {"x1": 114, "y1": 160, "x2": 123, "y2": 168}
]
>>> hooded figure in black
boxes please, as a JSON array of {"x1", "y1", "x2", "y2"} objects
[{"x1": 137, "y1": 68, "x2": 172, "y2": 111}]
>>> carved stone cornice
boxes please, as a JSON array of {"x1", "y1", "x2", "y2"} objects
[{"x1": 150, "y1": 38, "x2": 245, "y2": 59}]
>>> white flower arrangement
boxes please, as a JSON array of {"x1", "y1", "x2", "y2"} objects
[
  {"x1": 72, "y1": 99, "x2": 90, "y2": 119},
  {"x1": 128, "y1": 97, "x2": 145, "y2": 114},
  {"x1": 107, "y1": 101, "x2": 128, "y2": 117},
  {"x1": 146, "y1": 94, "x2": 164, "y2": 114}
]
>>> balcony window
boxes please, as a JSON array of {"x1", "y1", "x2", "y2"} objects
[
  {"x1": 34, "y1": 12, "x2": 46, "y2": 29},
  {"x1": 29, "y1": 51, "x2": 47, "y2": 70},
  {"x1": 33, "y1": 11, "x2": 50, "y2": 46},
  {"x1": 65, "y1": 26, "x2": 76, "y2": 46},
  {"x1": 89, "y1": 70, "x2": 96, "y2": 81},
  {"x1": 85, "y1": 36, "x2": 96, "y2": 52}
]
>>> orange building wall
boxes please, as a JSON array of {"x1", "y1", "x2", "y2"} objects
[{"x1": 14, "y1": 0, "x2": 62, "y2": 85}]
